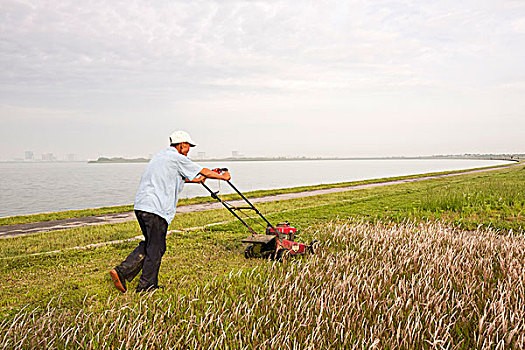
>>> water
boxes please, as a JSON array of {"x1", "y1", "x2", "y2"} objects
[{"x1": 0, "y1": 159, "x2": 509, "y2": 217}]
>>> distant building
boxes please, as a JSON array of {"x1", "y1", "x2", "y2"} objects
[
  {"x1": 197, "y1": 152, "x2": 206, "y2": 159},
  {"x1": 42, "y1": 153, "x2": 55, "y2": 161},
  {"x1": 66, "y1": 154, "x2": 76, "y2": 161},
  {"x1": 25, "y1": 151, "x2": 34, "y2": 160},
  {"x1": 232, "y1": 151, "x2": 244, "y2": 158}
]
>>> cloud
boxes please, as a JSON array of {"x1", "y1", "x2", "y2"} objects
[
  {"x1": 0, "y1": 0, "x2": 524, "y2": 159},
  {"x1": 3, "y1": 0, "x2": 522, "y2": 93}
]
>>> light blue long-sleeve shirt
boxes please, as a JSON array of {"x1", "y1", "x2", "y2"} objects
[{"x1": 134, "y1": 147, "x2": 202, "y2": 225}]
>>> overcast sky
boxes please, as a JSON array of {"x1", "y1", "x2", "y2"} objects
[{"x1": 1, "y1": 0, "x2": 524, "y2": 160}]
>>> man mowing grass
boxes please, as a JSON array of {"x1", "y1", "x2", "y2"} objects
[{"x1": 109, "y1": 130, "x2": 231, "y2": 293}]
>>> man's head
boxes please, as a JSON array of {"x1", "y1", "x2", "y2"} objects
[{"x1": 170, "y1": 130, "x2": 197, "y2": 156}]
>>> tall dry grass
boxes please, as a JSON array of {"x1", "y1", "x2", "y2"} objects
[{"x1": 2, "y1": 220, "x2": 524, "y2": 349}]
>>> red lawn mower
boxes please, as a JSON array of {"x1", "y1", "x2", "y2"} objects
[{"x1": 201, "y1": 168, "x2": 318, "y2": 261}]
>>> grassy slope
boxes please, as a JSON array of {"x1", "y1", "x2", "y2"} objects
[
  {"x1": 0, "y1": 164, "x2": 524, "y2": 348},
  {"x1": 0, "y1": 162, "x2": 516, "y2": 226}
]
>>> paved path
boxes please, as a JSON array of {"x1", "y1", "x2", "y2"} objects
[{"x1": 1, "y1": 163, "x2": 521, "y2": 238}]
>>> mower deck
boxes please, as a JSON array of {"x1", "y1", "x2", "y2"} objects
[{"x1": 241, "y1": 234, "x2": 276, "y2": 244}]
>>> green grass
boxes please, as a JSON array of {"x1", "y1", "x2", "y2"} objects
[
  {"x1": 0, "y1": 162, "x2": 517, "y2": 226},
  {"x1": 414, "y1": 180, "x2": 524, "y2": 230},
  {"x1": 0, "y1": 163, "x2": 524, "y2": 348}
]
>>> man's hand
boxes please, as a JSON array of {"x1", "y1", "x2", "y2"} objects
[{"x1": 200, "y1": 168, "x2": 231, "y2": 181}]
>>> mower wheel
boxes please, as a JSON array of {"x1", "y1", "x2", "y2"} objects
[
  {"x1": 275, "y1": 248, "x2": 290, "y2": 262},
  {"x1": 308, "y1": 240, "x2": 320, "y2": 254},
  {"x1": 244, "y1": 245, "x2": 254, "y2": 259}
]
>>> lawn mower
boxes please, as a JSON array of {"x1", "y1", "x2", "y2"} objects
[{"x1": 201, "y1": 168, "x2": 318, "y2": 261}]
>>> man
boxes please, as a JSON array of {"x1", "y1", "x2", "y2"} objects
[{"x1": 109, "y1": 130, "x2": 231, "y2": 293}]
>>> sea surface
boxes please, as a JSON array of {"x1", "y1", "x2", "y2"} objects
[{"x1": 0, "y1": 159, "x2": 509, "y2": 217}]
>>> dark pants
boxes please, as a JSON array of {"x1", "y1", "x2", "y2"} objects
[{"x1": 116, "y1": 210, "x2": 168, "y2": 290}]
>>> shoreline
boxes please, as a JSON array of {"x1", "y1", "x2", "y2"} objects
[
  {"x1": 0, "y1": 159, "x2": 517, "y2": 223},
  {"x1": 1, "y1": 161, "x2": 522, "y2": 238},
  {"x1": 2, "y1": 156, "x2": 519, "y2": 164},
  {"x1": 1, "y1": 161, "x2": 519, "y2": 222},
  {"x1": 87, "y1": 155, "x2": 522, "y2": 163}
]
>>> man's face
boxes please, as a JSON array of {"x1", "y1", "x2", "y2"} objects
[{"x1": 179, "y1": 142, "x2": 191, "y2": 156}]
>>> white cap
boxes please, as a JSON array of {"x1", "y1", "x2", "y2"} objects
[{"x1": 169, "y1": 130, "x2": 197, "y2": 147}]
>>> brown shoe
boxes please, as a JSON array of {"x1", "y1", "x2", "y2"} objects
[{"x1": 109, "y1": 269, "x2": 127, "y2": 293}]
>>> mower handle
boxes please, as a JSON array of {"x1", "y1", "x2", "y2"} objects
[{"x1": 200, "y1": 174, "x2": 277, "y2": 234}]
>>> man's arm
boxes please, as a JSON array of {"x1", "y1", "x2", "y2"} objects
[
  {"x1": 185, "y1": 168, "x2": 231, "y2": 183},
  {"x1": 200, "y1": 168, "x2": 231, "y2": 181},
  {"x1": 185, "y1": 175, "x2": 207, "y2": 183}
]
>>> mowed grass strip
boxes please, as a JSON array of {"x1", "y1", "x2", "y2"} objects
[{"x1": 0, "y1": 227, "x2": 255, "y2": 314}]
